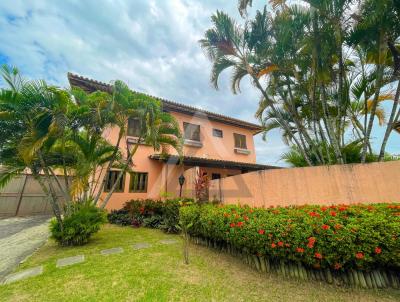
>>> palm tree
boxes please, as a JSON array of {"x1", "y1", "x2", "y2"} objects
[
  {"x1": 205, "y1": 1, "x2": 399, "y2": 166},
  {"x1": 99, "y1": 92, "x2": 182, "y2": 208},
  {"x1": 0, "y1": 65, "x2": 71, "y2": 227}
]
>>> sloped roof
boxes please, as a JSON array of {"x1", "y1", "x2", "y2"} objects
[
  {"x1": 149, "y1": 154, "x2": 279, "y2": 171},
  {"x1": 67, "y1": 73, "x2": 263, "y2": 133}
]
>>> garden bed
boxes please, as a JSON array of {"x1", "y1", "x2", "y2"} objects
[{"x1": 180, "y1": 203, "x2": 400, "y2": 289}]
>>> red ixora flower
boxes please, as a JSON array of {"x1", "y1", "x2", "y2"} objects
[
  {"x1": 330, "y1": 211, "x2": 337, "y2": 217},
  {"x1": 236, "y1": 221, "x2": 244, "y2": 227},
  {"x1": 334, "y1": 263, "x2": 342, "y2": 270},
  {"x1": 315, "y1": 252, "x2": 323, "y2": 259},
  {"x1": 321, "y1": 224, "x2": 330, "y2": 230},
  {"x1": 271, "y1": 243, "x2": 277, "y2": 248},
  {"x1": 321, "y1": 206, "x2": 328, "y2": 212},
  {"x1": 229, "y1": 222, "x2": 235, "y2": 228},
  {"x1": 307, "y1": 237, "x2": 316, "y2": 248},
  {"x1": 243, "y1": 215, "x2": 249, "y2": 221},
  {"x1": 309, "y1": 211, "x2": 320, "y2": 217},
  {"x1": 296, "y1": 247, "x2": 305, "y2": 253},
  {"x1": 258, "y1": 229, "x2": 265, "y2": 235},
  {"x1": 338, "y1": 206, "x2": 347, "y2": 212},
  {"x1": 374, "y1": 247, "x2": 382, "y2": 254},
  {"x1": 355, "y1": 252, "x2": 364, "y2": 259},
  {"x1": 277, "y1": 241, "x2": 284, "y2": 247}
]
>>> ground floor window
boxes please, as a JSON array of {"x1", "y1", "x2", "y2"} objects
[
  {"x1": 104, "y1": 171, "x2": 125, "y2": 192},
  {"x1": 129, "y1": 172, "x2": 148, "y2": 193},
  {"x1": 211, "y1": 173, "x2": 221, "y2": 180}
]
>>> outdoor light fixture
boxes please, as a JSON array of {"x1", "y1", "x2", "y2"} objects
[{"x1": 179, "y1": 174, "x2": 185, "y2": 197}]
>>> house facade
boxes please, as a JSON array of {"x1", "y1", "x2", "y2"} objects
[{"x1": 68, "y1": 73, "x2": 277, "y2": 210}]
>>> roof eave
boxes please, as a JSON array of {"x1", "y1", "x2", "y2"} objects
[{"x1": 149, "y1": 154, "x2": 280, "y2": 171}]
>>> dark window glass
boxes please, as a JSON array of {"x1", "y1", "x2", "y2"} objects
[
  {"x1": 234, "y1": 133, "x2": 247, "y2": 149},
  {"x1": 104, "y1": 171, "x2": 125, "y2": 192},
  {"x1": 127, "y1": 118, "x2": 141, "y2": 137},
  {"x1": 129, "y1": 172, "x2": 148, "y2": 193},
  {"x1": 212, "y1": 173, "x2": 221, "y2": 180},
  {"x1": 212, "y1": 128, "x2": 223, "y2": 138},
  {"x1": 183, "y1": 122, "x2": 200, "y2": 141}
]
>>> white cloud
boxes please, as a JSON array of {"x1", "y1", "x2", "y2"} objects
[{"x1": 0, "y1": 0, "x2": 288, "y2": 165}]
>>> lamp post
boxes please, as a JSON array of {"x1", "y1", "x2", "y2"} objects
[{"x1": 179, "y1": 174, "x2": 185, "y2": 197}]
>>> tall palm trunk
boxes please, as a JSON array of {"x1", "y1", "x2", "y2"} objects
[
  {"x1": 378, "y1": 80, "x2": 400, "y2": 160},
  {"x1": 321, "y1": 85, "x2": 344, "y2": 164},
  {"x1": 37, "y1": 152, "x2": 63, "y2": 229},
  {"x1": 93, "y1": 129, "x2": 123, "y2": 205},
  {"x1": 361, "y1": 32, "x2": 386, "y2": 162},
  {"x1": 251, "y1": 75, "x2": 314, "y2": 166},
  {"x1": 285, "y1": 78, "x2": 324, "y2": 163}
]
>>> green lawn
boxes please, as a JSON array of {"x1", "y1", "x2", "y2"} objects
[{"x1": 1, "y1": 225, "x2": 399, "y2": 302}]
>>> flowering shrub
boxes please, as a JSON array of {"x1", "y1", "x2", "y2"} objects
[
  {"x1": 180, "y1": 203, "x2": 400, "y2": 271},
  {"x1": 108, "y1": 198, "x2": 193, "y2": 233}
]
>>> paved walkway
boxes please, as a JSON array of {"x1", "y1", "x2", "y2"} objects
[{"x1": 0, "y1": 216, "x2": 50, "y2": 280}]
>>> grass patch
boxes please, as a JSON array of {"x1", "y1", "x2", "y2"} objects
[{"x1": 1, "y1": 224, "x2": 400, "y2": 302}]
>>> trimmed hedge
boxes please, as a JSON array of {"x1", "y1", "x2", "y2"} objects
[
  {"x1": 108, "y1": 198, "x2": 193, "y2": 233},
  {"x1": 180, "y1": 203, "x2": 400, "y2": 288}
]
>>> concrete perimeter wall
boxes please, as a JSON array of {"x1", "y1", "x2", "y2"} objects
[{"x1": 209, "y1": 161, "x2": 400, "y2": 207}]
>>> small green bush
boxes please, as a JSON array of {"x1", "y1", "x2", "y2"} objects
[
  {"x1": 180, "y1": 203, "x2": 400, "y2": 271},
  {"x1": 51, "y1": 202, "x2": 107, "y2": 246}
]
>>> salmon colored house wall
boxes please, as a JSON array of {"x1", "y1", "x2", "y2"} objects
[
  {"x1": 98, "y1": 111, "x2": 258, "y2": 210},
  {"x1": 169, "y1": 112, "x2": 257, "y2": 163},
  {"x1": 210, "y1": 161, "x2": 400, "y2": 207}
]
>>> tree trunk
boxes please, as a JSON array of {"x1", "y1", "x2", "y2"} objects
[
  {"x1": 378, "y1": 80, "x2": 400, "y2": 160},
  {"x1": 93, "y1": 130, "x2": 123, "y2": 205},
  {"x1": 361, "y1": 32, "x2": 386, "y2": 162},
  {"x1": 37, "y1": 152, "x2": 63, "y2": 229},
  {"x1": 99, "y1": 141, "x2": 140, "y2": 209},
  {"x1": 251, "y1": 75, "x2": 314, "y2": 166},
  {"x1": 321, "y1": 85, "x2": 344, "y2": 164}
]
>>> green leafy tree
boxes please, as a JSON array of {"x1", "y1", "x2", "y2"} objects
[
  {"x1": 201, "y1": 0, "x2": 400, "y2": 166},
  {"x1": 0, "y1": 65, "x2": 182, "y2": 237}
]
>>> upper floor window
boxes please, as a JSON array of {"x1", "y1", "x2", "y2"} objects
[
  {"x1": 129, "y1": 172, "x2": 148, "y2": 193},
  {"x1": 183, "y1": 122, "x2": 200, "y2": 141},
  {"x1": 234, "y1": 133, "x2": 247, "y2": 149},
  {"x1": 104, "y1": 171, "x2": 125, "y2": 192},
  {"x1": 127, "y1": 118, "x2": 141, "y2": 137},
  {"x1": 213, "y1": 128, "x2": 223, "y2": 138}
]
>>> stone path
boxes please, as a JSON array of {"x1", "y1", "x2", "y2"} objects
[
  {"x1": 2, "y1": 266, "x2": 43, "y2": 284},
  {"x1": 2, "y1": 236, "x2": 180, "y2": 284},
  {"x1": 132, "y1": 242, "x2": 151, "y2": 250},
  {"x1": 160, "y1": 239, "x2": 178, "y2": 245},
  {"x1": 101, "y1": 247, "x2": 123, "y2": 255},
  {"x1": 0, "y1": 216, "x2": 50, "y2": 281},
  {"x1": 56, "y1": 255, "x2": 85, "y2": 268}
]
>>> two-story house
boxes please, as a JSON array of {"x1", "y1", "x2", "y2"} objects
[{"x1": 68, "y1": 73, "x2": 277, "y2": 210}]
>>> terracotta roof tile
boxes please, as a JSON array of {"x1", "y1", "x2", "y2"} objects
[{"x1": 67, "y1": 73, "x2": 263, "y2": 132}]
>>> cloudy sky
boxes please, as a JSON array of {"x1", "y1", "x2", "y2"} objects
[{"x1": 0, "y1": 0, "x2": 398, "y2": 165}]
